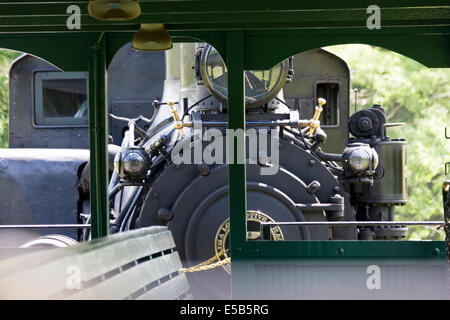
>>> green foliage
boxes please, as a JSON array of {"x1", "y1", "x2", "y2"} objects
[
  {"x1": 0, "y1": 50, "x2": 21, "y2": 147},
  {"x1": 327, "y1": 44, "x2": 450, "y2": 240}
]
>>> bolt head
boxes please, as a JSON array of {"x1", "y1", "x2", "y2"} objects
[
  {"x1": 308, "y1": 159, "x2": 317, "y2": 167},
  {"x1": 157, "y1": 208, "x2": 173, "y2": 221},
  {"x1": 358, "y1": 117, "x2": 372, "y2": 131}
]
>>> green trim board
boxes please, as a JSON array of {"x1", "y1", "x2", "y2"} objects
[
  {"x1": 0, "y1": 28, "x2": 448, "y2": 71},
  {"x1": 245, "y1": 241, "x2": 447, "y2": 258},
  {"x1": 0, "y1": 1, "x2": 448, "y2": 33},
  {"x1": 0, "y1": 32, "x2": 224, "y2": 71},
  {"x1": 241, "y1": 29, "x2": 450, "y2": 69},
  {"x1": 0, "y1": 8, "x2": 448, "y2": 29},
  {"x1": 0, "y1": 1, "x2": 448, "y2": 70},
  {"x1": 0, "y1": 0, "x2": 448, "y2": 12}
]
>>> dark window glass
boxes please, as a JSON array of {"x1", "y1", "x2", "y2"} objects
[
  {"x1": 316, "y1": 82, "x2": 339, "y2": 126},
  {"x1": 34, "y1": 72, "x2": 88, "y2": 127}
]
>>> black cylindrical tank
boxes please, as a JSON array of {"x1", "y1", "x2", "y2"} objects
[{"x1": 353, "y1": 138, "x2": 407, "y2": 205}]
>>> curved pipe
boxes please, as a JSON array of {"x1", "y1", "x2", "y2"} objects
[
  {"x1": 284, "y1": 132, "x2": 342, "y2": 163},
  {"x1": 315, "y1": 148, "x2": 342, "y2": 162},
  {"x1": 119, "y1": 187, "x2": 144, "y2": 232},
  {"x1": 110, "y1": 186, "x2": 143, "y2": 234},
  {"x1": 79, "y1": 144, "x2": 122, "y2": 193},
  {"x1": 284, "y1": 128, "x2": 342, "y2": 163}
]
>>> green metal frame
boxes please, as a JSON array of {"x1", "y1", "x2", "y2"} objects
[
  {"x1": 226, "y1": 31, "x2": 247, "y2": 260},
  {"x1": 88, "y1": 33, "x2": 109, "y2": 238},
  {"x1": 245, "y1": 241, "x2": 447, "y2": 258},
  {"x1": 0, "y1": 0, "x2": 449, "y2": 298}
]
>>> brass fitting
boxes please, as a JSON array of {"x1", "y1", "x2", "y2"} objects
[
  {"x1": 308, "y1": 98, "x2": 326, "y2": 137},
  {"x1": 168, "y1": 102, "x2": 185, "y2": 138}
]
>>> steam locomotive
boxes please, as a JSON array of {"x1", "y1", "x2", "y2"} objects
[{"x1": 1, "y1": 42, "x2": 407, "y2": 299}]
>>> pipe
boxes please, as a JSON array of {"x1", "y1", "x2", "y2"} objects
[
  {"x1": 109, "y1": 186, "x2": 143, "y2": 233},
  {"x1": 119, "y1": 187, "x2": 144, "y2": 232},
  {"x1": 315, "y1": 148, "x2": 342, "y2": 162},
  {"x1": 80, "y1": 144, "x2": 122, "y2": 193}
]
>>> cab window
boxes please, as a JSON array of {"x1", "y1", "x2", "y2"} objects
[
  {"x1": 34, "y1": 71, "x2": 88, "y2": 127},
  {"x1": 315, "y1": 81, "x2": 340, "y2": 126}
]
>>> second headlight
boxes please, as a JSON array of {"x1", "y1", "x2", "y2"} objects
[{"x1": 342, "y1": 143, "x2": 379, "y2": 175}]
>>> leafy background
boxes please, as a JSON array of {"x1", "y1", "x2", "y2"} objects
[
  {"x1": 0, "y1": 50, "x2": 20, "y2": 146},
  {"x1": 326, "y1": 44, "x2": 449, "y2": 240},
  {"x1": 0, "y1": 45, "x2": 448, "y2": 239}
]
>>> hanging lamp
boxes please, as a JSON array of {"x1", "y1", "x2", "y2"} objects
[
  {"x1": 132, "y1": 23, "x2": 173, "y2": 51},
  {"x1": 88, "y1": 0, "x2": 141, "y2": 20}
]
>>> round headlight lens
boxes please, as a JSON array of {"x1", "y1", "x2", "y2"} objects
[
  {"x1": 343, "y1": 143, "x2": 379, "y2": 175},
  {"x1": 114, "y1": 148, "x2": 151, "y2": 181},
  {"x1": 347, "y1": 148, "x2": 371, "y2": 172},
  {"x1": 200, "y1": 44, "x2": 288, "y2": 108},
  {"x1": 123, "y1": 152, "x2": 146, "y2": 175}
]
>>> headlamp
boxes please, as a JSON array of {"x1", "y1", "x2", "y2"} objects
[
  {"x1": 198, "y1": 44, "x2": 288, "y2": 109},
  {"x1": 114, "y1": 147, "x2": 151, "y2": 181},
  {"x1": 342, "y1": 143, "x2": 379, "y2": 175}
]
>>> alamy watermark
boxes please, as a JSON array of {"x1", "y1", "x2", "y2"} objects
[
  {"x1": 171, "y1": 128, "x2": 280, "y2": 176},
  {"x1": 66, "y1": 5, "x2": 81, "y2": 30},
  {"x1": 66, "y1": 265, "x2": 82, "y2": 290},
  {"x1": 366, "y1": 265, "x2": 381, "y2": 290},
  {"x1": 67, "y1": 4, "x2": 381, "y2": 31},
  {"x1": 367, "y1": 5, "x2": 381, "y2": 30}
]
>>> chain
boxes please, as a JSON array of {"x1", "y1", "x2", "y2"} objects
[{"x1": 180, "y1": 252, "x2": 230, "y2": 273}]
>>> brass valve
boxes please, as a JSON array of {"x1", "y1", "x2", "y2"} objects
[
  {"x1": 308, "y1": 98, "x2": 326, "y2": 137},
  {"x1": 167, "y1": 102, "x2": 185, "y2": 138}
]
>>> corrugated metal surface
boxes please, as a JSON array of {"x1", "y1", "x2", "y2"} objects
[{"x1": 249, "y1": 259, "x2": 448, "y2": 299}]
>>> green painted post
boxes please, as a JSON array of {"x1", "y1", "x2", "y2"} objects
[
  {"x1": 226, "y1": 30, "x2": 247, "y2": 298},
  {"x1": 88, "y1": 33, "x2": 109, "y2": 238}
]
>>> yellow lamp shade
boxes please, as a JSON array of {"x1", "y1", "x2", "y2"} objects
[
  {"x1": 133, "y1": 24, "x2": 173, "y2": 51},
  {"x1": 88, "y1": 0, "x2": 141, "y2": 20}
]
